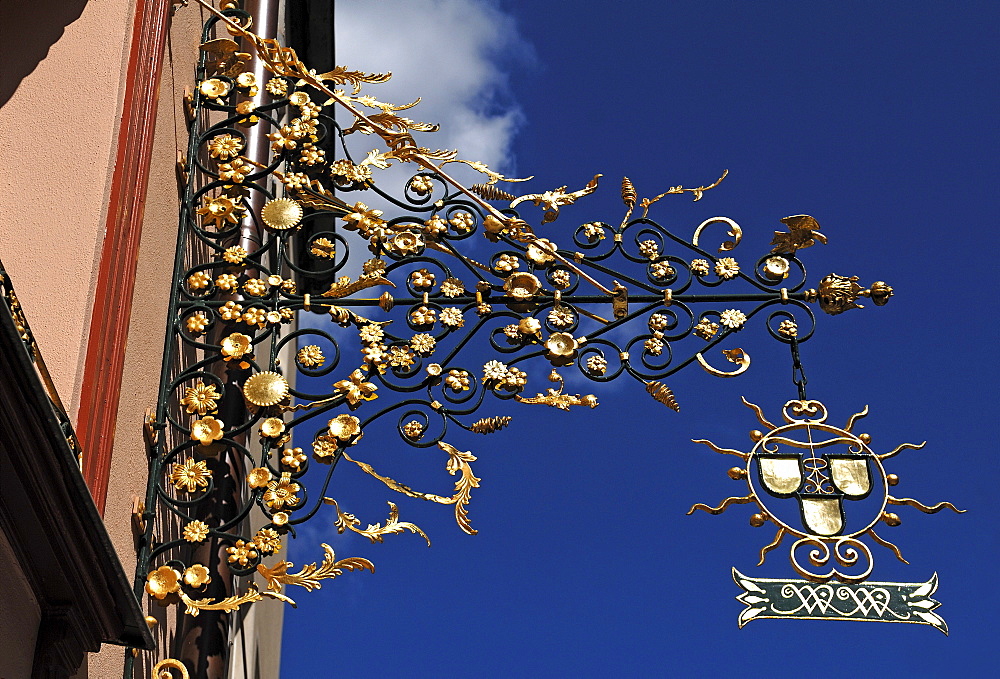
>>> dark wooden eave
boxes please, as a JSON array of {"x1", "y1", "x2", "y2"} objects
[{"x1": 0, "y1": 266, "x2": 154, "y2": 678}]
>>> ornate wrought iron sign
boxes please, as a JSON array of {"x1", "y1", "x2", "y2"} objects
[
  {"x1": 691, "y1": 399, "x2": 963, "y2": 632},
  {"x1": 134, "y1": 2, "x2": 961, "y2": 672}
]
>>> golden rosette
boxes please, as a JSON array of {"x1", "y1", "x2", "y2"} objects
[
  {"x1": 328, "y1": 414, "x2": 362, "y2": 443},
  {"x1": 190, "y1": 416, "x2": 224, "y2": 445},
  {"x1": 247, "y1": 467, "x2": 271, "y2": 489},
  {"x1": 261, "y1": 198, "x2": 303, "y2": 230},
  {"x1": 145, "y1": 565, "x2": 181, "y2": 599},
  {"x1": 183, "y1": 564, "x2": 212, "y2": 588},
  {"x1": 242, "y1": 371, "x2": 289, "y2": 407}
]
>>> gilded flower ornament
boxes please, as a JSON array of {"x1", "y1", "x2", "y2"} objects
[
  {"x1": 145, "y1": 566, "x2": 181, "y2": 600},
  {"x1": 243, "y1": 278, "x2": 268, "y2": 296},
  {"x1": 440, "y1": 278, "x2": 465, "y2": 297},
  {"x1": 181, "y1": 382, "x2": 221, "y2": 414},
  {"x1": 690, "y1": 259, "x2": 711, "y2": 276},
  {"x1": 650, "y1": 261, "x2": 675, "y2": 279},
  {"x1": 389, "y1": 231, "x2": 424, "y2": 256},
  {"x1": 259, "y1": 417, "x2": 285, "y2": 439},
  {"x1": 440, "y1": 307, "x2": 465, "y2": 328},
  {"x1": 387, "y1": 345, "x2": 415, "y2": 369},
  {"x1": 546, "y1": 332, "x2": 578, "y2": 358},
  {"x1": 342, "y1": 202, "x2": 385, "y2": 235},
  {"x1": 222, "y1": 245, "x2": 247, "y2": 264},
  {"x1": 226, "y1": 540, "x2": 258, "y2": 567},
  {"x1": 449, "y1": 212, "x2": 475, "y2": 232},
  {"x1": 551, "y1": 269, "x2": 572, "y2": 289},
  {"x1": 423, "y1": 215, "x2": 449, "y2": 238},
  {"x1": 695, "y1": 319, "x2": 720, "y2": 340},
  {"x1": 334, "y1": 369, "x2": 378, "y2": 406},
  {"x1": 714, "y1": 257, "x2": 740, "y2": 280},
  {"x1": 586, "y1": 355, "x2": 608, "y2": 375},
  {"x1": 182, "y1": 520, "x2": 210, "y2": 543},
  {"x1": 247, "y1": 467, "x2": 271, "y2": 489},
  {"x1": 190, "y1": 416, "x2": 224, "y2": 445},
  {"x1": 403, "y1": 420, "x2": 425, "y2": 439},
  {"x1": 644, "y1": 337, "x2": 665, "y2": 356},
  {"x1": 328, "y1": 414, "x2": 362, "y2": 442},
  {"x1": 183, "y1": 564, "x2": 212, "y2": 588},
  {"x1": 410, "y1": 174, "x2": 435, "y2": 195},
  {"x1": 410, "y1": 269, "x2": 435, "y2": 289},
  {"x1": 208, "y1": 133, "x2": 244, "y2": 160},
  {"x1": 777, "y1": 319, "x2": 799, "y2": 337},
  {"x1": 329, "y1": 159, "x2": 372, "y2": 185},
  {"x1": 410, "y1": 305, "x2": 437, "y2": 326},
  {"x1": 526, "y1": 238, "x2": 557, "y2": 266},
  {"x1": 186, "y1": 313, "x2": 210, "y2": 335},
  {"x1": 720, "y1": 309, "x2": 748, "y2": 329},
  {"x1": 263, "y1": 472, "x2": 301, "y2": 510},
  {"x1": 220, "y1": 332, "x2": 252, "y2": 361},
  {"x1": 445, "y1": 369, "x2": 471, "y2": 392},
  {"x1": 218, "y1": 157, "x2": 250, "y2": 183},
  {"x1": 298, "y1": 143, "x2": 325, "y2": 165},
  {"x1": 219, "y1": 301, "x2": 243, "y2": 321},
  {"x1": 253, "y1": 528, "x2": 282, "y2": 555},
  {"x1": 296, "y1": 344, "x2": 325, "y2": 368},
  {"x1": 410, "y1": 333, "x2": 436, "y2": 355},
  {"x1": 582, "y1": 222, "x2": 606, "y2": 241},
  {"x1": 358, "y1": 323, "x2": 385, "y2": 344},
  {"x1": 494, "y1": 253, "x2": 520, "y2": 274},
  {"x1": 310, "y1": 237, "x2": 336, "y2": 259},
  {"x1": 198, "y1": 195, "x2": 245, "y2": 228},
  {"x1": 548, "y1": 308, "x2": 574, "y2": 328},
  {"x1": 265, "y1": 77, "x2": 288, "y2": 96},
  {"x1": 281, "y1": 447, "x2": 307, "y2": 470},
  {"x1": 187, "y1": 271, "x2": 212, "y2": 291},
  {"x1": 169, "y1": 459, "x2": 212, "y2": 493},
  {"x1": 215, "y1": 273, "x2": 238, "y2": 290},
  {"x1": 312, "y1": 435, "x2": 339, "y2": 460},
  {"x1": 638, "y1": 239, "x2": 660, "y2": 259},
  {"x1": 482, "y1": 360, "x2": 510, "y2": 383},
  {"x1": 648, "y1": 313, "x2": 669, "y2": 331}
]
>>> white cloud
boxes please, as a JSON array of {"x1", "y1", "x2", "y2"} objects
[{"x1": 334, "y1": 0, "x2": 532, "y2": 183}]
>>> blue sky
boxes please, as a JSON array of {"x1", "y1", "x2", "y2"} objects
[{"x1": 281, "y1": 2, "x2": 997, "y2": 676}]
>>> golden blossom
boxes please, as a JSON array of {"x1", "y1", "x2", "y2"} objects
[
  {"x1": 695, "y1": 319, "x2": 720, "y2": 340},
  {"x1": 263, "y1": 472, "x2": 301, "y2": 510},
  {"x1": 198, "y1": 195, "x2": 245, "y2": 228},
  {"x1": 440, "y1": 307, "x2": 465, "y2": 328},
  {"x1": 190, "y1": 416, "x2": 224, "y2": 445},
  {"x1": 777, "y1": 319, "x2": 798, "y2": 337},
  {"x1": 187, "y1": 271, "x2": 212, "y2": 291},
  {"x1": 183, "y1": 564, "x2": 212, "y2": 588},
  {"x1": 208, "y1": 133, "x2": 244, "y2": 160},
  {"x1": 402, "y1": 420, "x2": 424, "y2": 439},
  {"x1": 690, "y1": 259, "x2": 711, "y2": 276},
  {"x1": 410, "y1": 305, "x2": 437, "y2": 326},
  {"x1": 334, "y1": 369, "x2": 378, "y2": 406},
  {"x1": 182, "y1": 520, "x2": 210, "y2": 543},
  {"x1": 169, "y1": 459, "x2": 211, "y2": 493},
  {"x1": 720, "y1": 309, "x2": 748, "y2": 329},
  {"x1": 180, "y1": 382, "x2": 221, "y2": 415},
  {"x1": 296, "y1": 344, "x2": 325, "y2": 368},
  {"x1": 247, "y1": 467, "x2": 271, "y2": 489},
  {"x1": 222, "y1": 245, "x2": 248, "y2": 264},
  {"x1": 310, "y1": 237, "x2": 336, "y2": 259},
  {"x1": 226, "y1": 540, "x2": 258, "y2": 567},
  {"x1": 328, "y1": 414, "x2": 362, "y2": 442},
  {"x1": 410, "y1": 269, "x2": 435, "y2": 289},
  {"x1": 281, "y1": 447, "x2": 307, "y2": 470},
  {"x1": 410, "y1": 333, "x2": 436, "y2": 354},
  {"x1": 253, "y1": 528, "x2": 282, "y2": 554},
  {"x1": 546, "y1": 332, "x2": 578, "y2": 357},
  {"x1": 312, "y1": 435, "x2": 339, "y2": 460},
  {"x1": 714, "y1": 257, "x2": 740, "y2": 280},
  {"x1": 145, "y1": 566, "x2": 181, "y2": 599},
  {"x1": 221, "y1": 332, "x2": 252, "y2": 360},
  {"x1": 186, "y1": 312, "x2": 210, "y2": 335}
]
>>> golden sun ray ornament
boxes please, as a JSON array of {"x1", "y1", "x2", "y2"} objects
[{"x1": 689, "y1": 398, "x2": 963, "y2": 633}]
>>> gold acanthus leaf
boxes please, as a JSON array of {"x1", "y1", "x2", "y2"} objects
[
  {"x1": 316, "y1": 66, "x2": 392, "y2": 94},
  {"x1": 441, "y1": 159, "x2": 533, "y2": 186},
  {"x1": 468, "y1": 416, "x2": 513, "y2": 434},
  {"x1": 341, "y1": 442, "x2": 481, "y2": 535},
  {"x1": 320, "y1": 271, "x2": 395, "y2": 298},
  {"x1": 349, "y1": 94, "x2": 420, "y2": 112},
  {"x1": 178, "y1": 587, "x2": 291, "y2": 617},
  {"x1": 639, "y1": 169, "x2": 729, "y2": 217},
  {"x1": 510, "y1": 174, "x2": 602, "y2": 224},
  {"x1": 645, "y1": 381, "x2": 680, "y2": 412},
  {"x1": 324, "y1": 498, "x2": 431, "y2": 546},
  {"x1": 256, "y1": 543, "x2": 375, "y2": 602}
]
